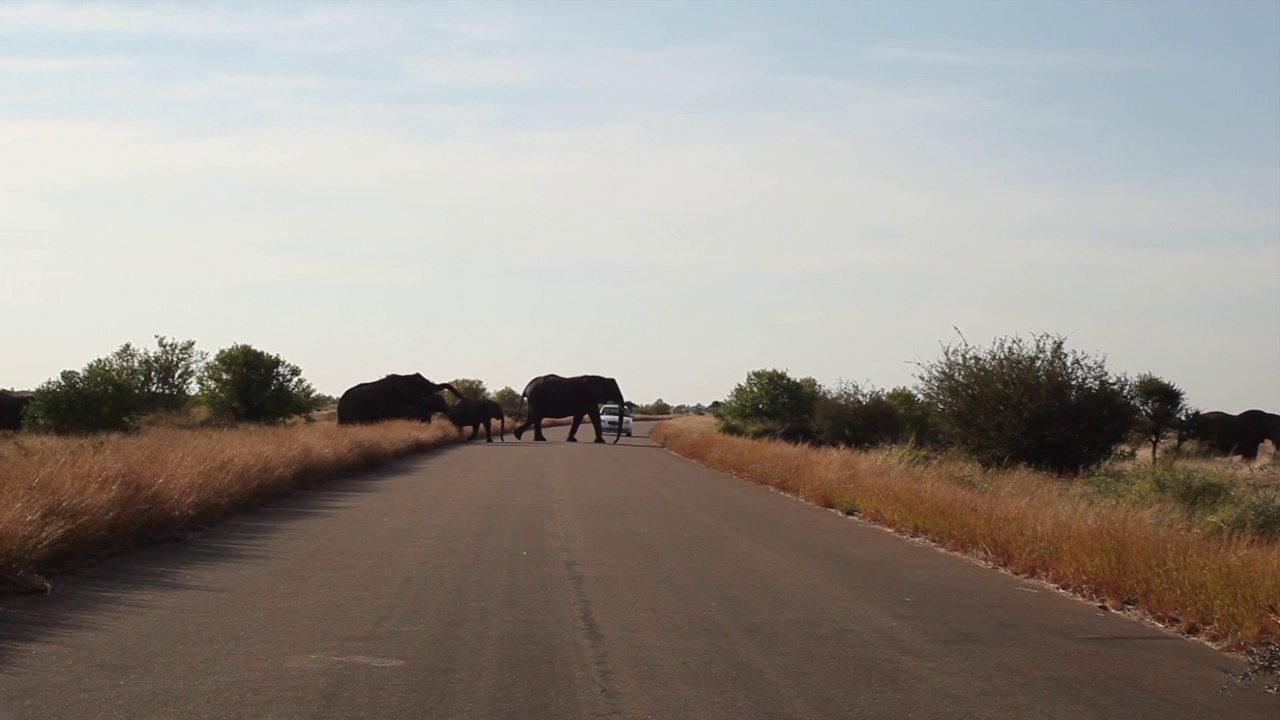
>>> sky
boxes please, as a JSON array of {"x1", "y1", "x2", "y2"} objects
[{"x1": 2, "y1": 0, "x2": 1278, "y2": 412}]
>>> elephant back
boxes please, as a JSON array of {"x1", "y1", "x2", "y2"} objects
[{"x1": 337, "y1": 374, "x2": 450, "y2": 425}]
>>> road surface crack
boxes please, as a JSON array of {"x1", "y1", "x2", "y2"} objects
[{"x1": 555, "y1": 496, "x2": 621, "y2": 718}]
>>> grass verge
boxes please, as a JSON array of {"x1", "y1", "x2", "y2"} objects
[
  {"x1": 0, "y1": 420, "x2": 458, "y2": 593},
  {"x1": 652, "y1": 416, "x2": 1280, "y2": 650}
]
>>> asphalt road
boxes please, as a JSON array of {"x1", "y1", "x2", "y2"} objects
[{"x1": 0, "y1": 422, "x2": 1275, "y2": 719}]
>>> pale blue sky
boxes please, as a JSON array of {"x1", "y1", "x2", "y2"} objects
[{"x1": 2, "y1": 0, "x2": 1278, "y2": 412}]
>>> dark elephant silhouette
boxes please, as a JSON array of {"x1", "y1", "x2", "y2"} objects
[
  {"x1": 336, "y1": 374, "x2": 462, "y2": 425},
  {"x1": 1183, "y1": 409, "x2": 1280, "y2": 461},
  {"x1": 512, "y1": 374, "x2": 626, "y2": 443},
  {"x1": 773, "y1": 421, "x2": 816, "y2": 445},
  {"x1": 0, "y1": 391, "x2": 34, "y2": 431},
  {"x1": 449, "y1": 398, "x2": 505, "y2": 442}
]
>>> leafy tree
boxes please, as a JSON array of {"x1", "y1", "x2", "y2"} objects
[
  {"x1": 23, "y1": 336, "x2": 205, "y2": 434},
  {"x1": 198, "y1": 344, "x2": 320, "y2": 424},
  {"x1": 1133, "y1": 373, "x2": 1186, "y2": 465},
  {"x1": 886, "y1": 386, "x2": 939, "y2": 445},
  {"x1": 449, "y1": 378, "x2": 489, "y2": 402},
  {"x1": 917, "y1": 333, "x2": 1134, "y2": 474},
  {"x1": 813, "y1": 381, "x2": 903, "y2": 448},
  {"x1": 492, "y1": 386, "x2": 522, "y2": 417},
  {"x1": 25, "y1": 360, "x2": 142, "y2": 434},
  {"x1": 137, "y1": 336, "x2": 205, "y2": 412},
  {"x1": 719, "y1": 369, "x2": 822, "y2": 427}
]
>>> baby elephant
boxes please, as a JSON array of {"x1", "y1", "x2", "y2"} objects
[{"x1": 449, "y1": 399, "x2": 506, "y2": 442}]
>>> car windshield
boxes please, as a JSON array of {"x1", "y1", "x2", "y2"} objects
[{"x1": 601, "y1": 405, "x2": 629, "y2": 416}]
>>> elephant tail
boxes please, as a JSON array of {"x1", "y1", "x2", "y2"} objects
[{"x1": 517, "y1": 381, "x2": 534, "y2": 424}]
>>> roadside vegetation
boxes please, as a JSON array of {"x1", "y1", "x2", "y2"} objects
[
  {"x1": 661, "y1": 331, "x2": 1279, "y2": 675},
  {"x1": 0, "y1": 419, "x2": 457, "y2": 593},
  {"x1": 21, "y1": 336, "x2": 325, "y2": 434},
  {"x1": 652, "y1": 415, "x2": 1279, "y2": 650},
  {"x1": 0, "y1": 336, "x2": 467, "y2": 592}
]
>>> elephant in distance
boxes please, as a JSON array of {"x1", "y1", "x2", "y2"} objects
[
  {"x1": 1183, "y1": 409, "x2": 1280, "y2": 461},
  {"x1": 513, "y1": 374, "x2": 626, "y2": 443},
  {"x1": 449, "y1": 398, "x2": 505, "y2": 442},
  {"x1": 337, "y1": 374, "x2": 462, "y2": 425},
  {"x1": 0, "y1": 391, "x2": 33, "y2": 431}
]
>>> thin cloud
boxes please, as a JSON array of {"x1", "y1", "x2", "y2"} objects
[
  {"x1": 401, "y1": 55, "x2": 543, "y2": 86},
  {"x1": 0, "y1": 2, "x2": 260, "y2": 37},
  {"x1": 867, "y1": 42, "x2": 1162, "y2": 71},
  {"x1": 0, "y1": 54, "x2": 150, "y2": 73}
]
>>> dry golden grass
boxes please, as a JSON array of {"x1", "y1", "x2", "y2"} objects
[
  {"x1": 652, "y1": 416, "x2": 1280, "y2": 649},
  {"x1": 0, "y1": 419, "x2": 457, "y2": 591}
]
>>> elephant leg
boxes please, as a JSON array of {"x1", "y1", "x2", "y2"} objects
[
  {"x1": 534, "y1": 419, "x2": 548, "y2": 442},
  {"x1": 483, "y1": 419, "x2": 492, "y2": 443},
  {"x1": 468, "y1": 424, "x2": 479, "y2": 441},
  {"x1": 588, "y1": 410, "x2": 605, "y2": 443},
  {"x1": 566, "y1": 415, "x2": 583, "y2": 442},
  {"x1": 513, "y1": 419, "x2": 531, "y2": 440}
]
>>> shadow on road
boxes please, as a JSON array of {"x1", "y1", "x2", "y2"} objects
[
  {"x1": 0, "y1": 454, "x2": 432, "y2": 670},
  {"x1": 0, "y1": 422, "x2": 674, "y2": 668}
]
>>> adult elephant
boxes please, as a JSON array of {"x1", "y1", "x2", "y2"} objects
[
  {"x1": 0, "y1": 391, "x2": 34, "y2": 431},
  {"x1": 449, "y1": 398, "x2": 505, "y2": 443},
  {"x1": 1184, "y1": 409, "x2": 1280, "y2": 461},
  {"x1": 512, "y1": 374, "x2": 625, "y2": 443},
  {"x1": 336, "y1": 374, "x2": 462, "y2": 425}
]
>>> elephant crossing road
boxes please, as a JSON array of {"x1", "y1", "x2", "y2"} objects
[
  {"x1": 513, "y1": 374, "x2": 625, "y2": 443},
  {"x1": 449, "y1": 399, "x2": 505, "y2": 443}
]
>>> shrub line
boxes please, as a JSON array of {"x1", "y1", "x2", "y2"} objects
[{"x1": 651, "y1": 417, "x2": 1280, "y2": 652}]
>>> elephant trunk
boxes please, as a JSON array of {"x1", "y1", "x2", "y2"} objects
[
  {"x1": 439, "y1": 383, "x2": 465, "y2": 401},
  {"x1": 614, "y1": 395, "x2": 624, "y2": 444}
]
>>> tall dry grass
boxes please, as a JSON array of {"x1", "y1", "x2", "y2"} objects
[
  {"x1": 0, "y1": 420, "x2": 457, "y2": 591},
  {"x1": 653, "y1": 416, "x2": 1280, "y2": 649}
]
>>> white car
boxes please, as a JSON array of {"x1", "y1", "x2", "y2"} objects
[{"x1": 599, "y1": 404, "x2": 633, "y2": 436}]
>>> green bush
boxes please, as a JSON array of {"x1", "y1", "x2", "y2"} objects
[
  {"x1": 812, "y1": 381, "x2": 902, "y2": 448},
  {"x1": 25, "y1": 336, "x2": 207, "y2": 435},
  {"x1": 25, "y1": 363, "x2": 141, "y2": 435},
  {"x1": 492, "y1": 386, "x2": 522, "y2": 416},
  {"x1": 1217, "y1": 490, "x2": 1280, "y2": 538},
  {"x1": 718, "y1": 369, "x2": 821, "y2": 426},
  {"x1": 198, "y1": 344, "x2": 320, "y2": 424},
  {"x1": 1081, "y1": 463, "x2": 1280, "y2": 538},
  {"x1": 886, "y1": 386, "x2": 939, "y2": 445},
  {"x1": 716, "y1": 418, "x2": 776, "y2": 439},
  {"x1": 449, "y1": 378, "x2": 489, "y2": 402},
  {"x1": 134, "y1": 336, "x2": 206, "y2": 413},
  {"x1": 917, "y1": 332, "x2": 1135, "y2": 474},
  {"x1": 1151, "y1": 465, "x2": 1233, "y2": 511}
]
